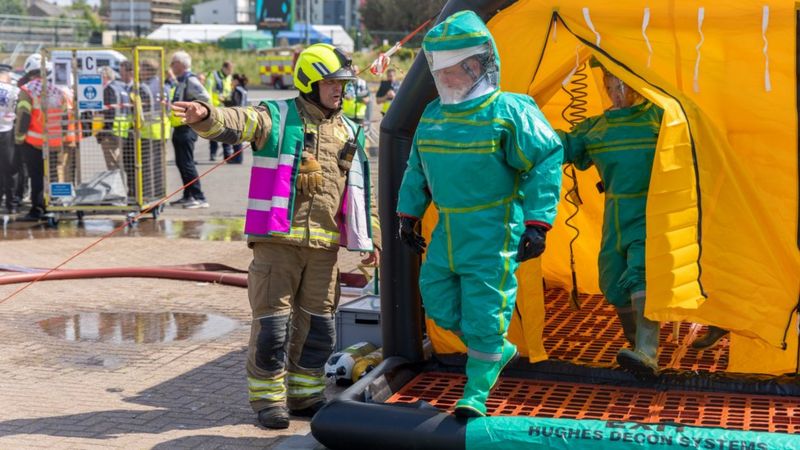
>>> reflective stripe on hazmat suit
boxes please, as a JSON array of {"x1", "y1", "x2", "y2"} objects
[
  {"x1": 396, "y1": 12, "x2": 563, "y2": 359},
  {"x1": 558, "y1": 101, "x2": 663, "y2": 307}
]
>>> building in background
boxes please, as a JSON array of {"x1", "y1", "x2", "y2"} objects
[
  {"x1": 26, "y1": 0, "x2": 83, "y2": 19},
  {"x1": 302, "y1": 0, "x2": 324, "y2": 26},
  {"x1": 192, "y1": 0, "x2": 255, "y2": 25},
  {"x1": 109, "y1": 0, "x2": 181, "y2": 34},
  {"x1": 321, "y1": 0, "x2": 361, "y2": 30}
]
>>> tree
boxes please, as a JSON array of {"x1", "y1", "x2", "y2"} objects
[
  {"x1": 69, "y1": 0, "x2": 104, "y2": 32},
  {"x1": 359, "y1": 0, "x2": 446, "y2": 36},
  {"x1": 98, "y1": 0, "x2": 111, "y2": 17},
  {"x1": 0, "y1": 0, "x2": 26, "y2": 16}
]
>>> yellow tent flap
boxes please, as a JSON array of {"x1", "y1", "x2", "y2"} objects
[
  {"x1": 422, "y1": 1, "x2": 799, "y2": 375},
  {"x1": 490, "y1": 0, "x2": 799, "y2": 374}
]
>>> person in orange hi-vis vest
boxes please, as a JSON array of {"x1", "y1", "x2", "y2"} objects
[{"x1": 14, "y1": 53, "x2": 77, "y2": 221}]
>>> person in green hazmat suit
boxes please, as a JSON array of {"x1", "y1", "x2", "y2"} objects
[
  {"x1": 396, "y1": 10, "x2": 563, "y2": 418},
  {"x1": 557, "y1": 60, "x2": 664, "y2": 378}
]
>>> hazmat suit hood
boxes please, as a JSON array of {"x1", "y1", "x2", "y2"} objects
[{"x1": 423, "y1": 11, "x2": 500, "y2": 105}]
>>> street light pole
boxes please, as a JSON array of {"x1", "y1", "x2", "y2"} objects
[{"x1": 305, "y1": 0, "x2": 310, "y2": 45}]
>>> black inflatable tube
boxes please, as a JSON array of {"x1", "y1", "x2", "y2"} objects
[
  {"x1": 378, "y1": 0, "x2": 516, "y2": 363},
  {"x1": 311, "y1": 357, "x2": 467, "y2": 450}
]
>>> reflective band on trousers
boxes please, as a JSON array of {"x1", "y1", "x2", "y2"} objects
[
  {"x1": 286, "y1": 373, "x2": 325, "y2": 398},
  {"x1": 468, "y1": 347, "x2": 502, "y2": 362},
  {"x1": 274, "y1": 226, "x2": 341, "y2": 244},
  {"x1": 248, "y1": 376, "x2": 286, "y2": 402}
]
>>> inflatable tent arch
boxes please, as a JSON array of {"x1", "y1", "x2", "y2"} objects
[
  {"x1": 499, "y1": 0, "x2": 798, "y2": 376},
  {"x1": 387, "y1": 0, "x2": 800, "y2": 376},
  {"x1": 312, "y1": 1, "x2": 800, "y2": 449}
]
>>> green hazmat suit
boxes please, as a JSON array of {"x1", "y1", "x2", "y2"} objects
[
  {"x1": 558, "y1": 101, "x2": 664, "y2": 308},
  {"x1": 396, "y1": 10, "x2": 563, "y2": 416}
]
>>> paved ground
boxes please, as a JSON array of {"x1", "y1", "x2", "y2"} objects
[{"x1": 0, "y1": 88, "x2": 383, "y2": 449}]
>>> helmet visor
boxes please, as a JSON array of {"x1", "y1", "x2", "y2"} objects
[
  {"x1": 324, "y1": 47, "x2": 357, "y2": 83},
  {"x1": 426, "y1": 44, "x2": 498, "y2": 105}
]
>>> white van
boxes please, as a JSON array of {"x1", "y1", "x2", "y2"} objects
[{"x1": 50, "y1": 49, "x2": 128, "y2": 75}]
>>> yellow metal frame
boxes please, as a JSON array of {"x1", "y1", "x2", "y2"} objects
[{"x1": 40, "y1": 46, "x2": 166, "y2": 215}]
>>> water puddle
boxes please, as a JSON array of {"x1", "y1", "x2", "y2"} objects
[
  {"x1": 38, "y1": 311, "x2": 239, "y2": 344},
  {"x1": 1, "y1": 218, "x2": 245, "y2": 241}
]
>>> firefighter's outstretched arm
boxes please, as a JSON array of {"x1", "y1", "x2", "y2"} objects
[{"x1": 173, "y1": 100, "x2": 272, "y2": 149}]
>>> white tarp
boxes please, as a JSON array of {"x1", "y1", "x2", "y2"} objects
[
  {"x1": 312, "y1": 25, "x2": 354, "y2": 53},
  {"x1": 147, "y1": 24, "x2": 257, "y2": 43}
]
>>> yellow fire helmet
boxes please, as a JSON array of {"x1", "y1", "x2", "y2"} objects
[{"x1": 293, "y1": 43, "x2": 356, "y2": 94}]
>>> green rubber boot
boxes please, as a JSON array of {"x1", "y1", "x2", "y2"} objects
[
  {"x1": 615, "y1": 305, "x2": 637, "y2": 347},
  {"x1": 454, "y1": 340, "x2": 518, "y2": 418},
  {"x1": 616, "y1": 295, "x2": 660, "y2": 379}
]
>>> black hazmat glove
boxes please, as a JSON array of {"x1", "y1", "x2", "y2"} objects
[
  {"x1": 398, "y1": 216, "x2": 427, "y2": 255},
  {"x1": 516, "y1": 225, "x2": 548, "y2": 262}
]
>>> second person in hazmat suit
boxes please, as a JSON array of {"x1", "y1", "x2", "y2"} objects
[
  {"x1": 396, "y1": 11, "x2": 563, "y2": 418},
  {"x1": 171, "y1": 43, "x2": 381, "y2": 430},
  {"x1": 557, "y1": 59, "x2": 664, "y2": 378}
]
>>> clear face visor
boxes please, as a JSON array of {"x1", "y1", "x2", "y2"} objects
[
  {"x1": 426, "y1": 43, "x2": 498, "y2": 105},
  {"x1": 601, "y1": 70, "x2": 644, "y2": 109}
]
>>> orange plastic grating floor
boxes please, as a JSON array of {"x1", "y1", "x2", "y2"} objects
[
  {"x1": 387, "y1": 373, "x2": 800, "y2": 433},
  {"x1": 542, "y1": 289, "x2": 728, "y2": 372}
]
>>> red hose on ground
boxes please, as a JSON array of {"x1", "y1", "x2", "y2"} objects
[{"x1": 0, "y1": 268, "x2": 247, "y2": 288}]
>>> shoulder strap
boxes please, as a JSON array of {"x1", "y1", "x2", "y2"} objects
[
  {"x1": 256, "y1": 99, "x2": 299, "y2": 156},
  {"x1": 340, "y1": 114, "x2": 365, "y2": 149}
]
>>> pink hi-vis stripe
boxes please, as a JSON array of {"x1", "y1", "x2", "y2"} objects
[
  {"x1": 248, "y1": 165, "x2": 294, "y2": 200},
  {"x1": 244, "y1": 208, "x2": 290, "y2": 235}
]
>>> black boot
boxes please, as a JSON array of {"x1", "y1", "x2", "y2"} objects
[
  {"x1": 20, "y1": 207, "x2": 45, "y2": 222},
  {"x1": 691, "y1": 326, "x2": 729, "y2": 350},
  {"x1": 257, "y1": 405, "x2": 289, "y2": 429}
]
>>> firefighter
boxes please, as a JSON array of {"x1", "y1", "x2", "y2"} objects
[{"x1": 171, "y1": 43, "x2": 381, "y2": 429}]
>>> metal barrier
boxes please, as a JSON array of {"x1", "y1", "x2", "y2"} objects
[{"x1": 40, "y1": 46, "x2": 168, "y2": 223}]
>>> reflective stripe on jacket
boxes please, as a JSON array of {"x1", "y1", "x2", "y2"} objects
[
  {"x1": 20, "y1": 79, "x2": 77, "y2": 148},
  {"x1": 245, "y1": 99, "x2": 375, "y2": 251}
]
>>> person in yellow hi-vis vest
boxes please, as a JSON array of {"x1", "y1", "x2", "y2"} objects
[
  {"x1": 205, "y1": 61, "x2": 233, "y2": 161},
  {"x1": 341, "y1": 65, "x2": 369, "y2": 124},
  {"x1": 97, "y1": 66, "x2": 129, "y2": 175},
  {"x1": 139, "y1": 58, "x2": 170, "y2": 198},
  {"x1": 375, "y1": 68, "x2": 401, "y2": 116}
]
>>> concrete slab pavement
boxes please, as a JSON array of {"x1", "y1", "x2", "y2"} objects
[{"x1": 0, "y1": 88, "x2": 386, "y2": 449}]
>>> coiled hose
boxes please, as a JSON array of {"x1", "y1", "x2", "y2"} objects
[{"x1": 560, "y1": 63, "x2": 588, "y2": 310}]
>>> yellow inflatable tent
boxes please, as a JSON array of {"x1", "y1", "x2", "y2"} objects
[{"x1": 424, "y1": 0, "x2": 800, "y2": 375}]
